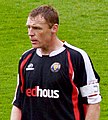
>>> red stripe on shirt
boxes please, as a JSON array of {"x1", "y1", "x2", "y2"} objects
[
  {"x1": 67, "y1": 50, "x2": 80, "y2": 120},
  {"x1": 20, "y1": 53, "x2": 32, "y2": 93}
]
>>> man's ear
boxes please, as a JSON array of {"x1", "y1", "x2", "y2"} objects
[{"x1": 51, "y1": 24, "x2": 59, "y2": 33}]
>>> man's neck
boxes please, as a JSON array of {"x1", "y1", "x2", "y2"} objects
[{"x1": 38, "y1": 38, "x2": 63, "y2": 56}]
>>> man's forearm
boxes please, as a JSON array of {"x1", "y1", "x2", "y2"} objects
[
  {"x1": 85, "y1": 103, "x2": 100, "y2": 120},
  {"x1": 10, "y1": 105, "x2": 22, "y2": 120}
]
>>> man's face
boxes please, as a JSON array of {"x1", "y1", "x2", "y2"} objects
[{"x1": 26, "y1": 15, "x2": 52, "y2": 49}]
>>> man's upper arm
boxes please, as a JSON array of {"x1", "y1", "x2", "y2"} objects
[{"x1": 10, "y1": 105, "x2": 22, "y2": 120}]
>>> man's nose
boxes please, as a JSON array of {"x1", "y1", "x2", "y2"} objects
[{"x1": 28, "y1": 28, "x2": 34, "y2": 36}]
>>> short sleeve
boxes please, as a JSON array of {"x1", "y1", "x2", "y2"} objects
[
  {"x1": 77, "y1": 50, "x2": 101, "y2": 104},
  {"x1": 12, "y1": 59, "x2": 24, "y2": 109}
]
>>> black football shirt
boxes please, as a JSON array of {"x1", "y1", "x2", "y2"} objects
[{"x1": 13, "y1": 42, "x2": 101, "y2": 120}]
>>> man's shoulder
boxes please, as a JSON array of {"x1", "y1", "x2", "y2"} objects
[
  {"x1": 64, "y1": 42, "x2": 87, "y2": 56},
  {"x1": 20, "y1": 48, "x2": 36, "y2": 60},
  {"x1": 22, "y1": 48, "x2": 35, "y2": 56}
]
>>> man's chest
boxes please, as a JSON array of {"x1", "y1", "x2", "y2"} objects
[{"x1": 24, "y1": 53, "x2": 69, "y2": 89}]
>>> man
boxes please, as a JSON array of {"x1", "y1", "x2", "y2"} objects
[{"x1": 11, "y1": 5, "x2": 101, "y2": 120}]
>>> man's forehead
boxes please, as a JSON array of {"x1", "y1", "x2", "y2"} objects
[{"x1": 26, "y1": 15, "x2": 46, "y2": 25}]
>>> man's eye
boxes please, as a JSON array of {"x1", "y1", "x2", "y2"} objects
[
  {"x1": 27, "y1": 25, "x2": 30, "y2": 29},
  {"x1": 33, "y1": 27, "x2": 42, "y2": 30}
]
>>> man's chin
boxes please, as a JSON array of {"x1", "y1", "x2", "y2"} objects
[{"x1": 32, "y1": 44, "x2": 39, "y2": 49}]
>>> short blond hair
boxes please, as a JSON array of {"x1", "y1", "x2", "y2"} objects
[{"x1": 29, "y1": 5, "x2": 59, "y2": 28}]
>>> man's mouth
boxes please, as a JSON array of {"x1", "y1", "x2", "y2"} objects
[{"x1": 31, "y1": 39, "x2": 39, "y2": 44}]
